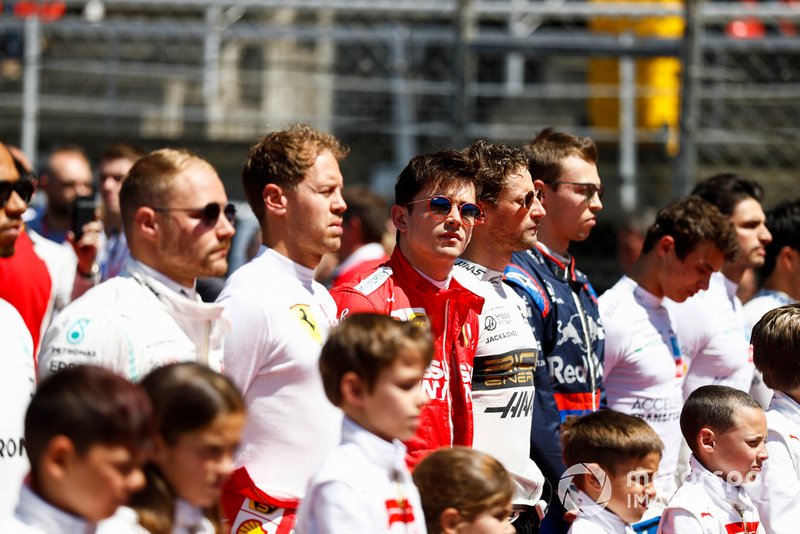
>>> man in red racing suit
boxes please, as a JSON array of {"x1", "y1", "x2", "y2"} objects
[{"x1": 331, "y1": 150, "x2": 484, "y2": 468}]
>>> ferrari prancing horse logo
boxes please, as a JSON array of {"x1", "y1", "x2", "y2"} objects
[{"x1": 291, "y1": 304, "x2": 322, "y2": 344}]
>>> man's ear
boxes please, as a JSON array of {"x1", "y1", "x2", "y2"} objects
[
  {"x1": 656, "y1": 235, "x2": 675, "y2": 259},
  {"x1": 263, "y1": 183, "x2": 287, "y2": 216},
  {"x1": 699, "y1": 427, "x2": 716, "y2": 453},
  {"x1": 439, "y1": 507, "x2": 462, "y2": 534},
  {"x1": 134, "y1": 207, "x2": 158, "y2": 243},
  {"x1": 391, "y1": 205, "x2": 409, "y2": 234},
  {"x1": 779, "y1": 245, "x2": 797, "y2": 273},
  {"x1": 42, "y1": 435, "x2": 77, "y2": 482},
  {"x1": 341, "y1": 371, "x2": 367, "y2": 407}
]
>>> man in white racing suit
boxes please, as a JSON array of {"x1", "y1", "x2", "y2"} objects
[
  {"x1": 667, "y1": 174, "x2": 772, "y2": 400},
  {"x1": 38, "y1": 148, "x2": 235, "y2": 382},
  {"x1": 217, "y1": 125, "x2": 348, "y2": 534},
  {"x1": 600, "y1": 197, "x2": 737, "y2": 504},
  {"x1": 454, "y1": 140, "x2": 547, "y2": 532}
]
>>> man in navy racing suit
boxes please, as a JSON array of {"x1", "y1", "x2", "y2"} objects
[{"x1": 504, "y1": 128, "x2": 605, "y2": 534}]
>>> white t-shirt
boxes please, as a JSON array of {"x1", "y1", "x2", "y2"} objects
[
  {"x1": 599, "y1": 277, "x2": 683, "y2": 498},
  {"x1": 217, "y1": 247, "x2": 342, "y2": 500},
  {"x1": 453, "y1": 258, "x2": 544, "y2": 506},
  {"x1": 744, "y1": 391, "x2": 800, "y2": 534},
  {"x1": 743, "y1": 289, "x2": 796, "y2": 336},
  {"x1": 0, "y1": 299, "x2": 35, "y2": 517},
  {"x1": 295, "y1": 417, "x2": 426, "y2": 534},
  {"x1": 666, "y1": 272, "x2": 753, "y2": 398}
]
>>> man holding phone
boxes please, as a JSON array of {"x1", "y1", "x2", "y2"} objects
[{"x1": 39, "y1": 148, "x2": 235, "y2": 381}]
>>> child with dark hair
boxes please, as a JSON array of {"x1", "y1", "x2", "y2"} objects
[
  {"x1": 295, "y1": 313, "x2": 432, "y2": 533},
  {"x1": 413, "y1": 447, "x2": 516, "y2": 534},
  {"x1": 99, "y1": 362, "x2": 245, "y2": 534},
  {"x1": 560, "y1": 410, "x2": 663, "y2": 533},
  {"x1": 1, "y1": 365, "x2": 153, "y2": 532},
  {"x1": 744, "y1": 304, "x2": 800, "y2": 532},
  {"x1": 658, "y1": 385, "x2": 768, "y2": 534}
]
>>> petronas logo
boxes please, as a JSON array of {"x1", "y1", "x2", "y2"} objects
[{"x1": 66, "y1": 319, "x2": 89, "y2": 345}]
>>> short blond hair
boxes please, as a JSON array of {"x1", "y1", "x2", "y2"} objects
[{"x1": 119, "y1": 148, "x2": 216, "y2": 242}]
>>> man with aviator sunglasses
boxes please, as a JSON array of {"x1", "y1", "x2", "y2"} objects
[
  {"x1": 453, "y1": 140, "x2": 548, "y2": 533},
  {"x1": 504, "y1": 128, "x2": 605, "y2": 534},
  {"x1": 39, "y1": 148, "x2": 235, "y2": 382},
  {"x1": 331, "y1": 150, "x2": 485, "y2": 468}
]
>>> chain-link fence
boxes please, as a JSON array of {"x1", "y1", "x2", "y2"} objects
[{"x1": 2, "y1": 0, "x2": 800, "y2": 284}]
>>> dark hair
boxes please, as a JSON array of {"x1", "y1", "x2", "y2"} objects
[
  {"x1": 691, "y1": 173, "x2": 764, "y2": 217},
  {"x1": 523, "y1": 127, "x2": 598, "y2": 186},
  {"x1": 394, "y1": 150, "x2": 479, "y2": 207},
  {"x1": 343, "y1": 186, "x2": 389, "y2": 244},
  {"x1": 131, "y1": 362, "x2": 245, "y2": 534},
  {"x1": 762, "y1": 199, "x2": 800, "y2": 278},
  {"x1": 752, "y1": 304, "x2": 800, "y2": 392},
  {"x1": 100, "y1": 142, "x2": 146, "y2": 163},
  {"x1": 25, "y1": 365, "x2": 153, "y2": 475},
  {"x1": 242, "y1": 124, "x2": 348, "y2": 220},
  {"x1": 319, "y1": 313, "x2": 433, "y2": 406},
  {"x1": 680, "y1": 385, "x2": 762, "y2": 455},
  {"x1": 640, "y1": 196, "x2": 739, "y2": 261},
  {"x1": 464, "y1": 140, "x2": 529, "y2": 205},
  {"x1": 561, "y1": 410, "x2": 663, "y2": 476},
  {"x1": 413, "y1": 447, "x2": 514, "y2": 534},
  {"x1": 119, "y1": 148, "x2": 216, "y2": 244}
]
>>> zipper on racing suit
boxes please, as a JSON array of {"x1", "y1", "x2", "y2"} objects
[{"x1": 570, "y1": 284, "x2": 598, "y2": 412}]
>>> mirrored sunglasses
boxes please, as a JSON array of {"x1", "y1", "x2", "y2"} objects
[{"x1": 406, "y1": 195, "x2": 483, "y2": 226}]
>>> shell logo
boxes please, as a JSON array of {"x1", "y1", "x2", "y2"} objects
[{"x1": 236, "y1": 519, "x2": 266, "y2": 534}]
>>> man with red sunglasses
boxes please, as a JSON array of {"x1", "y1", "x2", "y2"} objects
[
  {"x1": 39, "y1": 148, "x2": 235, "y2": 382},
  {"x1": 331, "y1": 150, "x2": 484, "y2": 468},
  {"x1": 503, "y1": 128, "x2": 605, "y2": 534}
]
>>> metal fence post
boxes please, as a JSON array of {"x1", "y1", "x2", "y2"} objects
[
  {"x1": 619, "y1": 33, "x2": 637, "y2": 213},
  {"x1": 452, "y1": 0, "x2": 475, "y2": 148},
  {"x1": 674, "y1": 0, "x2": 703, "y2": 197},
  {"x1": 390, "y1": 25, "x2": 417, "y2": 169},
  {"x1": 21, "y1": 15, "x2": 41, "y2": 163}
]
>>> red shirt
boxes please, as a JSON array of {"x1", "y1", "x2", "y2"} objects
[{"x1": 0, "y1": 232, "x2": 51, "y2": 357}]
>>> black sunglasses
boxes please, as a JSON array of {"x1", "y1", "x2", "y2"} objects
[
  {"x1": 0, "y1": 178, "x2": 35, "y2": 207},
  {"x1": 514, "y1": 188, "x2": 544, "y2": 210},
  {"x1": 153, "y1": 202, "x2": 237, "y2": 226},
  {"x1": 406, "y1": 195, "x2": 483, "y2": 226},
  {"x1": 552, "y1": 181, "x2": 604, "y2": 203}
]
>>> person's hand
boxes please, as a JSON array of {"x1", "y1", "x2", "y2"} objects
[{"x1": 68, "y1": 220, "x2": 102, "y2": 276}]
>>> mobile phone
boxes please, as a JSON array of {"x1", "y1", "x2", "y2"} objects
[{"x1": 71, "y1": 195, "x2": 97, "y2": 241}]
